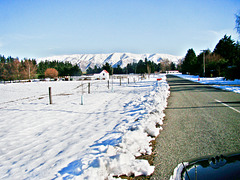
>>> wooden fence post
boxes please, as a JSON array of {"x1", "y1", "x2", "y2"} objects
[
  {"x1": 49, "y1": 87, "x2": 52, "y2": 104},
  {"x1": 108, "y1": 80, "x2": 110, "y2": 89},
  {"x1": 112, "y1": 76, "x2": 114, "y2": 92},
  {"x1": 88, "y1": 82, "x2": 90, "y2": 94},
  {"x1": 120, "y1": 78, "x2": 121, "y2": 86},
  {"x1": 81, "y1": 82, "x2": 84, "y2": 105},
  {"x1": 81, "y1": 95, "x2": 83, "y2": 105}
]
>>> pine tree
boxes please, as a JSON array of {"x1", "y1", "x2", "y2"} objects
[
  {"x1": 102, "y1": 63, "x2": 112, "y2": 75},
  {"x1": 182, "y1": 48, "x2": 197, "y2": 75},
  {"x1": 213, "y1": 35, "x2": 236, "y2": 65},
  {"x1": 170, "y1": 62, "x2": 176, "y2": 70},
  {"x1": 136, "y1": 60, "x2": 145, "y2": 74}
]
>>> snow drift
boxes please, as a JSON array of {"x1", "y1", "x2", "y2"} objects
[{"x1": 0, "y1": 74, "x2": 170, "y2": 179}]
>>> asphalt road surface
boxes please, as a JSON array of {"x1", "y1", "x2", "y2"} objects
[{"x1": 151, "y1": 75, "x2": 240, "y2": 180}]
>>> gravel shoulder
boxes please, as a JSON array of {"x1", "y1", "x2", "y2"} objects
[{"x1": 151, "y1": 75, "x2": 240, "y2": 180}]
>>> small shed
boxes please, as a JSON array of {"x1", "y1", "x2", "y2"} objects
[{"x1": 94, "y1": 70, "x2": 109, "y2": 80}]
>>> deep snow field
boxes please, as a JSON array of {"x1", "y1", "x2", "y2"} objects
[
  {"x1": 175, "y1": 74, "x2": 240, "y2": 94},
  {"x1": 0, "y1": 74, "x2": 169, "y2": 179}
]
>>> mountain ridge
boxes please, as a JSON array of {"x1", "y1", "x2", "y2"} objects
[{"x1": 37, "y1": 52, "x2": 183, "y2": 71}]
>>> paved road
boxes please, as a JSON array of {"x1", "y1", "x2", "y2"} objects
[{"x1": 151, "y1": 75, "x2": 240, "y2": 180}]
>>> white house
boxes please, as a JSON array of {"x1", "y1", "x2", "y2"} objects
[{"x1": 94, "y1": 70, "x2": 109, "y2": 80}]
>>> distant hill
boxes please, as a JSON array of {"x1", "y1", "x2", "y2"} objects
[{"x1": 37, "y1": 52, "x2": 183, "y2": 71}]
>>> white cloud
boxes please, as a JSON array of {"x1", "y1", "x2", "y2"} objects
[
  {"x1": 192, "y1": 29, "x2": 239, "y2": 56},
  {"x1": 208, "y1": 29, "x2": 238, "y2": 41}
]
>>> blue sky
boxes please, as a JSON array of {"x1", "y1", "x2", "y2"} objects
[{"x1": 0, "y1": 0, "x2": 239, "y2": 59}]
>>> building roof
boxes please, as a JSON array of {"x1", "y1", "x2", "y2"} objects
[{"x1": 102, "y1": 70, "x2": 109, "y2": 74}]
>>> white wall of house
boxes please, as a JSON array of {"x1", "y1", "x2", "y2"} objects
[{"x1": 94, "y1": 70, "x2": 109, "y2": 80}]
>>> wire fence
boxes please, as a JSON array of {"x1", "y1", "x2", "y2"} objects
[
  {"x1": 0, "y1": 74, "x2": 150, "y2": 106},
  {"x1": 76, "y1": 74, "x2": 141, "y2": 90},
  {"x1": 48, "y1": 74, "x2": 143, "y2": 105}
]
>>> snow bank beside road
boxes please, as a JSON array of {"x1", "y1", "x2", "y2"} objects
[
  {"x1": 175, "y1": 74, "x2": 240, "y2": 94},
  {"x1": 0, "y1": 75, "x2": 169, "y2": 179},
  {"x1": 58, "y1": 76, "x2": 170, "y2": 179}
]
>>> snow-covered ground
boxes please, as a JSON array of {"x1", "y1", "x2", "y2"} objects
[
  {"x1": 175, "y1": 74, "x2": 240, "y2": 94},
  {"x1": 0, "y1": 74, "x2": 169, "y2": 179}
]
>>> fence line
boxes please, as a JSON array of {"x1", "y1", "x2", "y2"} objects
[{"x1": 1, "y1": 75, "x2": 144, "y2": 106}]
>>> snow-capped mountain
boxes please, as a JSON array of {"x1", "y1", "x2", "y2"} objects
[{"x1": 37, "y1": 53, "x2": 183, "y2": 71}]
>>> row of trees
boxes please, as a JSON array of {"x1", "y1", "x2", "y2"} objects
[
  {"x1": 1, "y1": 54, "x2": 177, "y2": 81},
  {"x1": 87, "y1": 59, "x2": 176, "y2": 75},
  {"x1": 37, "y1": 60, "x2": 82, "y2": 78},
  {"x1": 0, "y1": 55, "x2": 82, "y2": 81},
  {"x1": 180, "y1": 35, "x2": 240, "y2": 79},
  {"x1": 0, "y1": 56, "x2": 37, "y2": 81},
  {"x1": 1, "y1": 55, "x2": 177, "y2": 81}
]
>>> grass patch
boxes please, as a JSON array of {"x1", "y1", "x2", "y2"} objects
[
  {"x1": 114, "y1": 115, "x2": 163, "y2": 179},
  {"x1": 114, "y1": 139, "x2": 158, "y2": 179}
]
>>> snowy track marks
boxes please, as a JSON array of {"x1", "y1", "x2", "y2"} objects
[{"x1": 0, "y1": 76, "x2": 170, "y2": 179}]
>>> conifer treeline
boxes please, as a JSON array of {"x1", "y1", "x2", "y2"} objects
[
  {"x1": 0, "y1": 55, "x2": 177, "y2": 81},
  {"x1": 180, "y1": 35, "x2": 240, "y2": 79},
  {"x1": 37, "y1": 60, "x2": 82, "y2": 78},
  {"x1": 87, "y1": 59, "x2": 176, "y2": 75}
]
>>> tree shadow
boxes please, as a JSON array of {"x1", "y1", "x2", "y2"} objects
[
  {"x1": 166, "y1": 75, "x2": 225, "y2": 93},
  {"x1": 221, "y1": 101, "x2": 240, "y2": 104},
  {"x1": 167, "y1": 105, "x2": 228, "y2": 110}
]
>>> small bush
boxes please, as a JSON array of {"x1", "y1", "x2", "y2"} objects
[{"x1": 45, "y1": 68, "x2": 58, "y2": 78}]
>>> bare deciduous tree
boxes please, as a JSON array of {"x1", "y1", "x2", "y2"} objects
[
  {"x1": 160, "y1": 59, "x2": 171, "y2": 72},
  {"x1": 21, "y1": 60, "x2": 37, "y2": 79}
]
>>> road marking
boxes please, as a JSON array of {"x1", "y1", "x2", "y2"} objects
[{"x1": 215, "y1": 99, "x2": 240, "y2": 114}]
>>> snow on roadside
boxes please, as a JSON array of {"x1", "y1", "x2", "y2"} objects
[
  {"x1": 0, "y1": 75, "x2": 170, "y2": 179},
  {"x1": 175, "y1": 74, "x2": 240, "y2": 94},
  {"x1": 57, "y1": 76, "x2": 170, "y2": 179}
]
